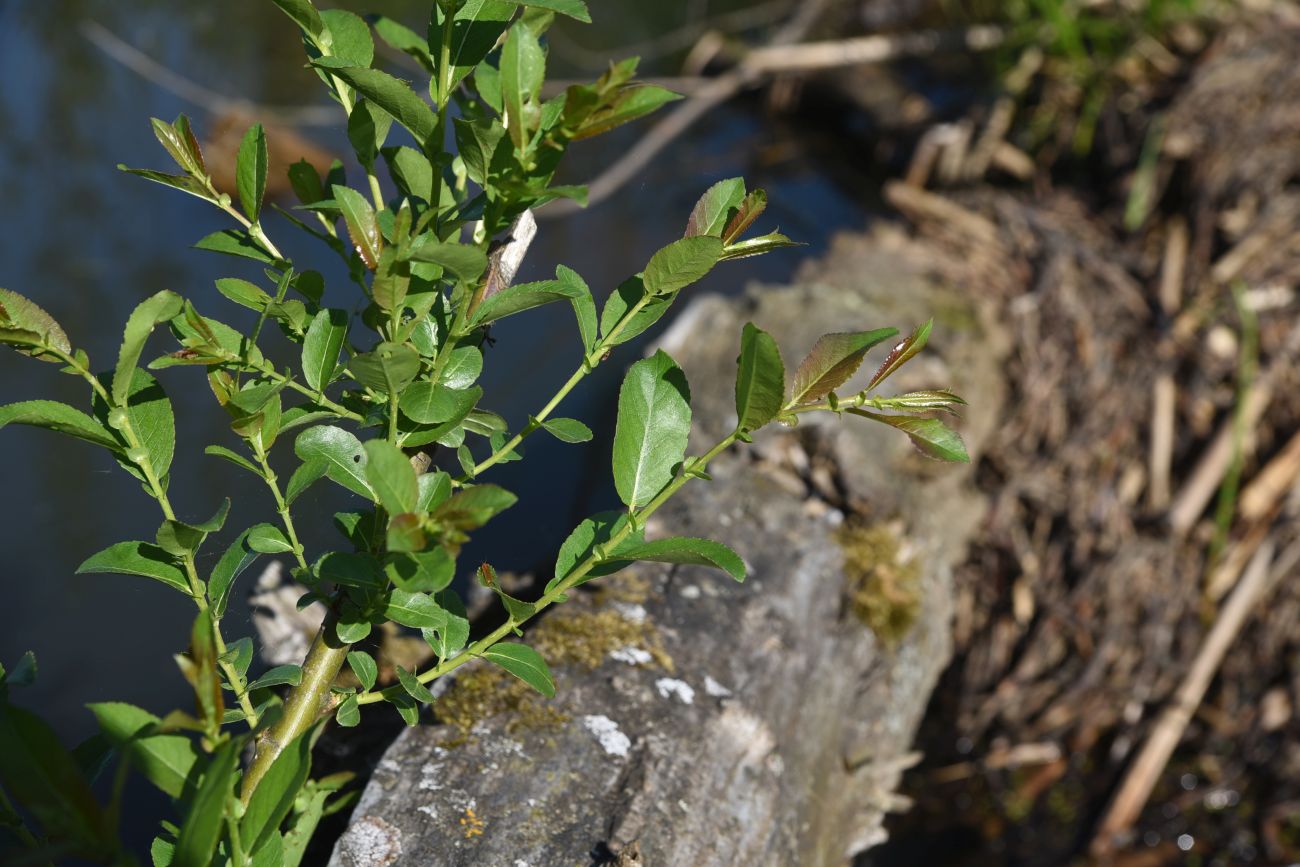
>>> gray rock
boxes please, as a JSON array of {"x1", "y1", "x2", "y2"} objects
[{"x1": 330, "y1": 229, "x2": 1005, "y2": 866}]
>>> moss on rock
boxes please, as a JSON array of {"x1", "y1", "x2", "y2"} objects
[{"x1": 838, "y1": 522, "x2": 922, "y2": 646}]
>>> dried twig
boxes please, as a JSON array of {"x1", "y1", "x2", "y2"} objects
[{"x1": 1091, "y1": 540, "x2": 1279, "y2": 855}]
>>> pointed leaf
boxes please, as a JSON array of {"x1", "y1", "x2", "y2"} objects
[
  {"x1": 429, "y1": 0, "x2": 517, "y2": 101},
  {"x1": 734, "y1": 322, "x2": 785, "y2": 432},
  {"x1": 113, "y1": 291, "x2": 184, "y2": 407},
  {"x1": 721, "y1": 189, "x2": 768, "y2": 244},
  {"x1": 294, "y1": 426, "x2": 374, "y2": 499},
  {"x1": 789, "y1": 329, "x2": 897, "y2": 406},
  {"x1": 395, "y1": 665, "x2": 435, "y2": 703},
  {"x1": 406, "y1": 239, "x2": 488, "y2": 283},
  {"x1": 643, "y1": 235, "x2": 723, "y2": 296},
  {"x1": 242, "y1": 728, "x2": 312, "y2": 856},
  {"x1": 612, "y1": 350, "x2": 692, "y2": 508},
  {"x1": 236, "y1": 123, "x2": 269, "y2": 220},
  {"x1": 539, "y1": 417, "x2": 592, "y2": 443},
  {"x1": 172, "y1": 739, "x2": 238, "y2": 867},
  {"x1": 248, "y1": 665, "x2": 303, "y2": 691},
  {"x1": 313, "y1": 62, "x2": 436, "y2": 145},
  {"x1": 0, "y1": 400, "x2": 121, "y2": 451},
  {"x1": 847, "y1": 409, "x2": 970, "y2": 463},
  {"x1": 300, "y1": 308, "x2": 349, "y2": 393},
  {"x1": 569, "y1": 84, "x2": 682, "y2": 141},
  {"x1": 500, "y1": 0, "x2": 589, "y2": 20},
  {"x1": 77, "y1": 542, "x2": 190, "y2": 595},
  {"x1": 685, "y1": 177, "x2": 745, "y2": 238},
  {"x1": 482, "y1": 642, "x2": 554, "y2": 697},
  {"x1": 0, "y1": 288, "x2": 72, "y2": 360},
  {"x1": 867, "y1": 320, "x2": 933, "y2": 391},
  {"x1": 194, "y1": 229, "x2": 276, "y2": 264},
  {"x1": 269, "y1": 0, "x2": 325, "y2": 42},
  {"x1": 247, "y1": 523, "x2": 294, "y2": 555},
  {"x1": 87, "y1": 703, "x2": 200, "y2": 800},
  {"x1": 347, "y1": 341, "x2": 420, "y2": 394},
  {"x1": 613, "y1": 537, "x2": 745, "y2": 581},
  {"x1": 719, "y1": 230, "x2": 801, "y2": 261},
  {"x1": 346, "y1": 651, "x2": 378, "y2": 692},
  {"x1": 385, "y1": 589, "x2": 447, "y2": 630},
  {"x1": 500, "y1": 22, "x2": 546, "y2": 153},
  {"x1": 550, "y1": 510, "x2": 644, "y2": 592},
  {"x1": 332, "y1": 185, "x2": 382, "y2": 269},
  {"x1": 209, "y1": 528, "x2": 259, "y2": 618},
  {"x1": 364, "y1": 439, "x2": 418, "y2": 515},
  {"x1": 598, "y1": 275, "x2": 671, "y2": 348}
]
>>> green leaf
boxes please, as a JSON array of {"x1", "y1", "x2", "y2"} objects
[
  {"x1": 248, "y1": 665, "x2": 304, "y2": 691},
  {"x1": 426, "y1": 590, "x2": 469, "y2": 658},
  {"x1": 866, "y1": 320, "x2": 932, "y2": 391},
  {"x1": 242, "y1": 728, "x2": 312, "y2": 856},
  {"x1": 468, "y1": 274, "x2": 585, "y2": 327},
  {"x1": 439, "y1": 343, "x2": 483, "y2": 390},
  {"x1": 215, "y1": 277, "x2": 271, "y2": 312},
  {"x1": 569, "y1": 84, "x2": 682, "y2": 141},
  {"x1": 613, "y1": 537, "x2": 745, "y2": 581},
  {"x1": 300, "y1": 308, "x2": 349, "y2": 393},
  {"x1": 406, "y1": 239, "x2": 489, "y2": 283},
  {"x1": 335, "y1": 695, "x2": 361, "y2": 727},
  {"x1": 540, "y1": 417, "x2": 592, "y2": 443},
  {"x1": 315, "y1": 552, "x2": 385, "y2": 589},
  {"x1": 77, "y1": 542, "x2": 190, "y2": 595},
  {"x1": 194, "y1": 229, "x2": 276, "y2": 264},
  {"x1": 685, "y1": 177, "x2": 745, "y2": 238},
  {"x1": 371, "y1": 16, "x2": 434, "y2": 72},
  {"x1": 788, "y1": 329, "x2": 898, "y2": 406},
  {"x1": 416, "y1": 471, "x2": 452, "y2": 511},
  {"x1": 550, "y1": 510, "x2": 644, "y2": 592},
  {"x1": 719, "y1": 230, "x2": 801, "y2": 261},
  {"x1": 0, "y1": 702, "x2": 109, "y2": 857},
  {"x1": 721, "y1": 189, "x2": 767, "y2": 244},
  {"x1": 501, "y1": 0, "x2": 590, "y2": 20},
  {"x1": 151, "y1": 114, "x2": 206, "y2": 176},
  {"x1": 294, "y1": 426, "x2": 374, "y2": 499},
  {"x1": 382, "y1": 146, "x2": 434, "y2": 202},
  {"x1": 204, "y1": 445, "x2": 260, "y2": 475},
  {"x1": 734, "y1": 322, "x2": 785, "y2": 432},
  {"x1": 269, "y1": 0, "x2": 325, "y2": 42},
  {"x1": 0, "y1": 287, "x2": 73, "y2": 360},
  {"x1": 287, "y1": 160, "x2": 325, "y2": 206},
  {"x1": 172, "y1": 739, "x2": 238, "y2": 867},
  {"x1": 364, "y1": 440, "x2": 418, "y2": 515},
  {"x1": 209, "y1": 528, "x2": 259, "y2": 618},
  {"x1": 87, "y1": 703, "x2": 200, "y2": 800},
  {"x1": 118, "y1": 166, "x2": 212, "y2": 203},
  {"x1": 247, "y1": 523, "x2": 295, "y2": 554},
  {"x1": 612, "y1": 350, "x2": 692, "y2": 508},
  {"x1": 881, "y1": 388, "x2": 967, "y2": 414},
  {"x1": 320, "y1": 8, "x2": 374, "y2": 66},
  {"x1": 0, "y1": 400, "x2": 121, "y2": 451},
  {"x1": 236, "y1": 123, "x2": 269, "y2": 220},
  {"x1": 847, "y1": 409, "x2": 970, "y2": 463},
  {"x1": 431, "y1": 484, "x2": 517, "y2": 529},
  {"x1": 643, "y1": 235, "x2": 723, "y2": 296},
  {"x1": 385, "y1": 548, "x2": 455, "y2": 593},
  {"x1": 332, "y1": 184, "x2": 382, "y2": 269},
  {"x1": 347, "y1": 99, "x2": 393, "y2": 169},
  {"x1": 429, "y1": 0, "x2": 517, "y2": 100},
  {"x1": 286, "y1": 458, "x2": 328, "y2": 505},
  {"x1": 348, "y1": 341, "x2": 420, "y2": 395},
  {"x1": 400, "y1": 382, "x2": 464, "y2": 424},
  {"x1": 346, "y1": 651, "x2": 378, "y2": 692},
  {"x1": 385, "y1": 589, "x2": 447, "y2": 630},
  {"x1": 598, "y1": 276, "x2": 671, "y2": 348},
  {"x1": 3, "y1": 652, "x2": 37, "y2": 688},
  {"x1": 395, "y1": 665, "x2": 435, "y2": 703},
  {"x1": 483, "y1": 643, "x2": 554, "y2": 697},
  {"x1": 314, "y1": 62, "x2": 436, "y2": 145},
  {"x1": 453, "y1": 117, "x2": 505, "y2": 187},
  {"x1": 500, "y1": 22, "x2": 546, "y2": 153},
  {"x1": 113, "y1": 290, "x2": 184, "y2": 407},
  {"x1": 100, "y1": 369, "x2": 176, "y2": 485}
]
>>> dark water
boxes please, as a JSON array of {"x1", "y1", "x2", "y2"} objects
[{"x1": 0, "y1": 0, "x2": 868, "y2": 854}]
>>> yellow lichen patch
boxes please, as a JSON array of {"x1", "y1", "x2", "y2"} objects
[
  {"x1": 838, "y1": 522, "x2": 922, "y2": 646},
  {"x1": 591, "y1": 571, "x2": 652, "y2": 606},
  {"x1": 435, "y1": 665, "x2": 569, "y2": 745},
  {"x1": 533, "y1": 608, "x2": 672, "y2": 673},
  {"x1": 459, "y1": 806, "x2": 484, "y2": 839}
]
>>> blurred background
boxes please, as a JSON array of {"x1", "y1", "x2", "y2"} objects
[{"x1": 3, "y1": 0, "x2": 1300, "y2": 864}]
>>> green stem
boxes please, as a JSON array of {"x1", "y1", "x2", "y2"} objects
[
  {"x1": 58, "y1": 349, "x2": 262, "y2": 726},
  {"x1": 253, "y1": 448, "x2": 309, "y2": 572},
  {"x1": 248, "y1": 360, "x2": 366, "y2": 423},
  {"x1": 0, "y1": 784, "x2": 42, "y2": 853},
  {"x1": 360, "y1": 430, "x2": 739, "y2": 705},
  {"x1": 225, "y1": 808, "x2": 249, "y2": 867},
  {"x1": 459, "y1": 292, "x2": 655, "y2": 482},
  {"x1": 367, "y1": 169, "x2": 386, "y2": 213}
]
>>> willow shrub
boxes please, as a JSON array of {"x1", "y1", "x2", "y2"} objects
[{"x1": 0, "y1": 1, "x2": 968, "y2": 863}]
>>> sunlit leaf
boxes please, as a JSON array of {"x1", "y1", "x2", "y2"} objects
[
  {"x1": 866, "y1": 320, "x2": 932, "y2": 391},
  {"x1": 788, "y1": 329, "x2": 897, "y2": 406},
  {"x1": 612, "y1": 350, "x2": 692, "y2": 508},
  {"x1": 483, "y1": 642, "x2": 554, "y2": 697},
  {"x1": 734, "y1": 322, "x2": 784, "y2": 433}
]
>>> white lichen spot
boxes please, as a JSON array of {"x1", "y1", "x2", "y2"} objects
[
  {"x1": 655, "y1": 677, "x2": 695, "y2": 705},
  {"x1": 583, "y1": 714, "x2": 631, "y2": 758},
  {"x1": 610, "y1": 646, "x2": 653, "y2": 665},
  {"x1": 704, "y1": 675, "x2": 732, "y2": 697},
  {"x1": 337, "y1": 815, "x2": 403, "y2": 866},
  {"x1": 613, "y1": 601, "x2": 647, "y2": 623},
  {"x1": 515, "y1": 861, "x2": 533, "y2": 867},
  {"x1": 680, "y1": 585, "x2": 701, "y2": 600},
  {"x1": 417, "y1": 804, "x2": 438, "y2": 819}
]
